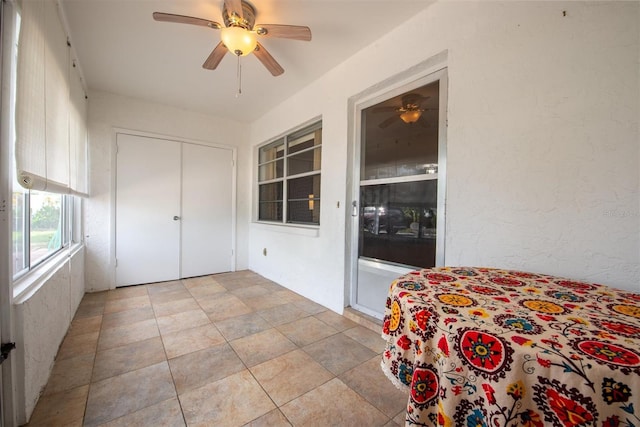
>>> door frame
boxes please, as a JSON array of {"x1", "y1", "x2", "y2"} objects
[
  {"x1": 0, "y1": 1, "x2": 17, "y2": 424},
  {"x1": 345, "y1": 53, "x2": 449, "y2": 316},
  {"x1": 111, "y1": 128, "x2": 237, "y2": 289}
]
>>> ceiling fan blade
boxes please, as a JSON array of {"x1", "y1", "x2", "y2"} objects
[
  {"x1": 202, "y1": 42, "x2": 228, "y2": 70},
  {"x1": 371, "y1": 106, "x2": 399, "y2": 114},
  {"x1": 379, "y1": 115, "x2": 399, "y2": 129},
  {"x1": 253, "y1": 42, "x2": 284, "y2": 76},
  {"x1": 153, "y1": 12, "x2": 221, "y2": 29},
  {"x1": 224, "y1": 0, "x2": 244, "y2": 19},
  {"x1": 255, "y1": 24, "x2": 312, "y2": 41}
]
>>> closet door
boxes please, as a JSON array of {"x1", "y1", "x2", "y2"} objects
[
  {"x1": 115, "y1": 134, "x2": 181, "y2": 286},
  {"x1": 181, "y1": 143, "x2": 233, "y2": 277}
]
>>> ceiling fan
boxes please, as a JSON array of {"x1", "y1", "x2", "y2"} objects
[
  {"x1": 373, "y1": 93, "x2": 434, "y2": 128},
  {"x1": 153, "y1": 0, "x2": 312, "y2": 77}
]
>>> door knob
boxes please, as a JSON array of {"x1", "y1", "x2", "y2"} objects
[{"x1": 173, "y1": 216, "x2": 180, "y2": 221}]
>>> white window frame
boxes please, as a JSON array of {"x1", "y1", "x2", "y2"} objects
[{"x1": 256, "y1": 120, "x2": 322, "y2": 226}]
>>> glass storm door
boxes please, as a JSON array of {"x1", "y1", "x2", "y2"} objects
[{"x1": 351, "y1": 71, "x2": 447, "y2": 319}]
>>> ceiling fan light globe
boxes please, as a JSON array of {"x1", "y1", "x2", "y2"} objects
[
  {"x1": 221, "y1": 26, "x2": 257, "y2": 56},
  {"x1": 399, "y1": 110, "x2": 422, "y2": 124}
]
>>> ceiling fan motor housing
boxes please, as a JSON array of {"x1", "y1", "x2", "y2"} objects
[{"x1": 222, "y1": 0, "x2": 257, "y2": 29}]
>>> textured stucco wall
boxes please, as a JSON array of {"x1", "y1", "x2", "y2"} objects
[
  {"x1": 14, "y1": 248, "x2": 85, "y2": 423},
  {"x1": 247, "y1": 1, "x2": 640, "y2": 313},
  {"x1": 85, "y1": 92, "x2": 250, "y2": 291}
]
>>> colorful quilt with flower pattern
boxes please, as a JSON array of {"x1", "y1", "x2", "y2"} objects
[{"x1": 380, "y1": 267, "x2": 640, "y2": 427}]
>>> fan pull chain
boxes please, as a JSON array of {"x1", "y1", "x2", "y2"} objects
[{"x1": 235, "y1": 55, "x2": 242, "y2": 98}]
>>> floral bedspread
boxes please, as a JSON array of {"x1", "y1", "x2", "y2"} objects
[{"x1": 380, "y1": 267, "x2": 640, "y2": 427}]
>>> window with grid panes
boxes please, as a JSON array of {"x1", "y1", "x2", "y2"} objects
[{"x1": 257, "y1": 122, "x2": 322, "y2": 225}]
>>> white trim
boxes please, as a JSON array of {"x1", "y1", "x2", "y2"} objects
[
  {"x1": 345, "y1": 51, "x2": 449, "y2": 314},
  {"x1": 360, "y1": 173, "x2": 438, "y2": 187},
  {"x1": 0, "y1": 1, "x2": 18, "y2": 424},
  {"x1": 111, "y1": 128, "x2": 238, "y2": 288},
  {"x1": 252, "y1": 116, "x2": 322, "y2": 224},
  {"x1": 12, "y1": 243, "x2": 84, "y2": 304}
]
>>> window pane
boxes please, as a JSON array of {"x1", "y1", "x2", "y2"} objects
[
  {"x1": 288, "y1": 147, "x2": 321, "y2": 176},
  {"x1": 287, "y1": 175, "x2": 321, "y2": 224},
  {"x1": 360, "y1": 81, "x2": 439, "y2": 180},
  {"x1": 259, "y1": 139, "x2": 284, "y2": 163},
  {"x1": 258, "y1": 159, "x2": 284, "y2": 181},
  {"x1": 12, "y1": 188, "x2": 27, "y2": 274},
  {"x1": 359, "y1": 180, "x2": 437, "y2": 268},
  {"x1": 259, "y1": 182, "x2": 283, "y2": 202},
  {"x1": 288, "y1": 175, "x2": 320, "y2": 200},
  {"x1": 30, "y1": 191, "x2": 62, "y2": 265},
  {"x1": 287, "y1": 199, "x2": 320, "y2": 224},
  {"x1": 288, "y1": 129, "x2": 321, "y2": 155},
  {"x1": 259, "y1": 202, "x2": 283, "y2": 222}
]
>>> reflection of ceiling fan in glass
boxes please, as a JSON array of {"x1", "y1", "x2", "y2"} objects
[
  {"x1": 153, "y1": 0, "x2": 311, "y2": 77},
  {"x1": 373, "y1": 94, "x2": 434, "y2": 128}
]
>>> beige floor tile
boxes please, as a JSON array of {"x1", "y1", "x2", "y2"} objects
[
  {"x1": 149, "y1": 288, "x2": 194, "y2": 305},
  {"x1": 92, "y1": 337, "x2": 166, "y2": 382},
  {"x1": 168, "y1": 343, "x2": 245, "y2": 394},
  {"x1": 161, "y1": 323, "x2": 225, "y2": 359},
  {"x1": 251, "y1": 349, "x2": 333, "y2": 406},
  {"x1": 201, "y1": 294, "x2": 253, "y2": 321},
  {"x1": 156, "y1": 309, "x2": 211, "y2": 336},
  {"x1": 57, "y1": 331, "x2": 99, "y2": 360},
  {"x1": 100, "y1": 397, "x2": 185, "y2": 427},
  {"x1": 84, "y1": 362, "x2": 176, "y2": 427},
  {"x1": 244, "y1": 409, "x2": 291, "y2": 426},
  {"x1": 74, "y1": 299, "x2": 105, "y2": 319},
  {"x1": 97, "y1": 318, "x2": 159, "y2": 351},
  {"x1": 67, "y1": 314, "x2": 102, "y2": 337},
  {"x1": 104, "y1": 295, "x2": 151, "y2": 314},
  {"x1": 146, "y1": 280, "x2": 185, "y2": 295},
  {"x1": 182, "y1": 275, "x2": 219, "y2": 288},
  {"x1": 243, "y1": 293, "x2": 290, "y2": 311},
  {"x1": 101, "y1": 305, "x2": 156, "y2": 330},
  {"x1": 339, "y1": 355, "x2": 409, "y2": 418},
  {"x1": 342, "y1": 325, "x2": 387, "y2": 353},
  {"x1": 105, "y1": 285, "x2": 148, "y2": 301},
  {"x1": 314, "y1": 310, "x2": 358, "y2": 331},
  {"x1": 216, "y1": 278, "x2": 257, "y2": 291},
  {"x1": 152, "y1": 297, "x2": 200, "y2": 317},
  {"x1": 393, "y1": 410, "x2": 407, "y2": 425},
  {"x1": 228, "y1": 284, "x2": 271, "y2": 298},
  {"x1": 185, "y1": 281, "x2": 227, "y2": 298},
  {"x1": 230, "y1": 328, "x2": 297, "y2": 367},
  {"x1": 292, "y1": 299, "x2": 328, "y2": 315},
  {"x1": 27, "y1": 385, "x2": 88, "y2": 426},
  {"x1": 179, "y1": 370, "x2": 275, "y2": 426},
  {"x1": 303, "y1": 333, "x2": 377, "y2": 375},
  {"x1": 276, "y1": 316, "x2": 339, "y2": 347},
  {"x1": 281, "y1": 378, "x2": 389, "y2": 426},
  {"x1": 43, "y1": 353, "x2": 94, "y2": 396},
  {"x1": 214, "y1": 312, "x2": 272, "y2": 341},
  {"x1": 258, "y1": 303, "x2": 310, "y2": 326}
]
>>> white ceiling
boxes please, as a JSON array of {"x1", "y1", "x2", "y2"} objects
[{"x1": 60, "y1": 0, "x2": 434, "y2": 123}]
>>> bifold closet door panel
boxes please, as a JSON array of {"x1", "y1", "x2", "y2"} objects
[
  {"x1": 115, "y1": 134, "x2": 181, "y2": 286},
  {"x1": 181, "y1": 143, "x2": 233, "y2": 278}
]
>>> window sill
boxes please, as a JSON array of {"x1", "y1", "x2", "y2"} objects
[
  {"x1": 252, "y1": 221, "x2": 319, "y2": 237},
  {"x1": 13, "y1": 243, "x2": 84, "y2": 304}
]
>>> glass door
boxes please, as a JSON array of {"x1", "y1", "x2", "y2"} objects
[{"x1": 351, "y1": 71, "x2": 447, "y2": 319}]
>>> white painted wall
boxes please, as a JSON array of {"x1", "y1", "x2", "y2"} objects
[
  {"x1": 85, "y1": 91, "x2": 250, "y2": 291},
  {"x1": 13, "y1": 248, "x2": 85, "y2": 424},
  {"x1": 248, "y1": 1, "x2": 640, "y2": 313}
]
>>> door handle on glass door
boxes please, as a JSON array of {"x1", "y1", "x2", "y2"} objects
[
  {"x1": 173, "y1": 216, "x2": 180, "y2": 221},
  {"x1": 352, "y1": 201, "x2": 358, "y2": 217}
]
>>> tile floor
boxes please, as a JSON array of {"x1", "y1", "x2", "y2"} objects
[{"x1": 26, "y1": 270, "x2": 409, "y2": 426}]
